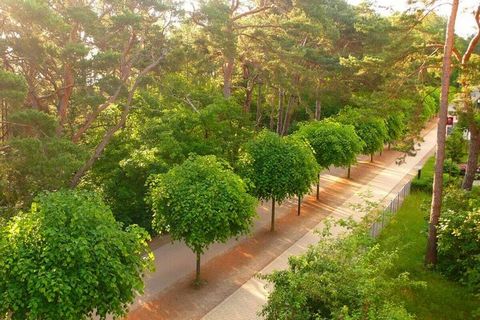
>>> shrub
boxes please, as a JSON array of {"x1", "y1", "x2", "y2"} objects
[
  {"x1": 261, "y1": 222, "x2": 417, "y2": 320},
  {"x1": 438, "y1": 187, "x2": 480, "y2": 293}
]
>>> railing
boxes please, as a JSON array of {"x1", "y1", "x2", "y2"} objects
[{"x1": 369, "y1": 179, "x2": 412, "y2": 238}]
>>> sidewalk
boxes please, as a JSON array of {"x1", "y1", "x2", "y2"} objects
[{"x1": 127, "y1": 123, "x2": 437, "y2": 320}]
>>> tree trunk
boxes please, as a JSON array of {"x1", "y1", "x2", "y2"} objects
[
  {"x1": 195, "y1": 252, "x2": 201, "y2": 284},
  {"x1": 255, "y1": 82, "x2": 262, "y2": 131},
  {"x1": 315, "y1": 99, "x2": 321, "y2": 120},
  {"x1": 281, "y1": 95, "x2": 293, "y2": 136},
  {"x1": 276, "y1": 89, "x2": 284, "y2": 135},
  {"x1": 243, "y1": 67, "x2": 255, "y2": 114},
  {"x1": 223, "y1": 56, "x2": 235, "y2": 98},
  {"x1": 56, "y1": 64, "x2": 74, "y2": 136},
  {"x1": 347, "y1": 165, "x2": 351, "y2": 179},
  {"x1": 270, "y1": 196, "x2": 276, "y2": 232},
  {"x1": 297, "y1": 194, "x2": 301, "y2": 216},
  {"x1": 462, "y1": 124, "x2": 480, "y2": 190},
  {"x1": 426, "y1": 0, "x2": 459, "y2": 266},
  {"x1": 0, "y1": 99, "x2": 7, "y2": 142},
  {"x1": 370, "y1": 153, "x2": 374, "y2": 162},
  {"x1": 316, "y1": 172, "x2": 320, "y2": 200}
]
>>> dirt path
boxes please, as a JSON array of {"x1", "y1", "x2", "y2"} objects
[{"x1": 126, "y1": 121, "x2": 437, "y2": 320}]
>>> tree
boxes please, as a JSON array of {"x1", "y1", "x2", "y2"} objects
[
  {"x1": 385, "y1": 113, "x2": 405, "y2": 149},
  {"x1": 239, "y1": 130, "x2": 307, "y2": 231},
  {"x1": 0, "y1": 190, "x2": 153, "y2": 319},
  {"x1": 86, "y1": 95, "x2": 252, "y2": 232},
  {"x1": 0, "y1": 0, "x2": 177, "y2": 185},
  {"x1": 0, "y1": 110, "x2": 86, "y2": 215},
  {"x1": 189, "y1": 0, "x2": 277, "y2": 98},
  {"x1": 445, "y1": 127, "x2": 466, "y2": 164},
  {"x1": 426, "y1": 0, "x2": 459, "y2": 266},
  {"x1": 294, "y1": 120, "x2": 364, "y2": 197},
  {"x1": 284, "y1": 136, "x2": 319, "y2": 215},
  {"x1": 336, "y1": 108, "x2": 388, "y2": 162},
  {"x1": 148, "y1": 155, "x2": 257, "y2": 284},
  {"x1": 449, "y1": 5, "x2": 480, "y2": 190}
]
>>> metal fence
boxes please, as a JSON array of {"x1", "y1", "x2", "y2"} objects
[{"x1": 369, "y1": 179, "x2": 412, "y2": 238}]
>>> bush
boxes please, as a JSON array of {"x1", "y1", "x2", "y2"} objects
[
  {"x1": 438, "y1": 187, "x2": 480, "y2": 293},
  {"x1": 261, "y1": 223, "x2": 417, "y2": 320},
  {"x1": 443, "y1": 159, "x2": 461, "y2": 176},
  {"x1": 411, "y1": 158, "x2": 460, "y2": 193}
]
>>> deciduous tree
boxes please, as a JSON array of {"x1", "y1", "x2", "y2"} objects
[
  {"x1": 148, "y1": 155, "x2": 256, "y2": 284},
  {"x1": 0, "y1": 190, "x2": 153, "y2": 319}
]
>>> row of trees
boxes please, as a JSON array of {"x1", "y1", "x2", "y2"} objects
[
  {"x1": 0, "y1": 100, "x2": 403, "y2": 318},
  {"x1": 147, "y1": 107, "x2": 406, "y2": 282},
  {"x1": 0, "y1": 0, "x2": 456, "y2": 229}
]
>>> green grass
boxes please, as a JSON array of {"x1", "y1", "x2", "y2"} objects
[
  {"x1": 377, "y1": 191, "x2": 479, "y2": 320},
  {"x1": 419, "y1": 157, "x2": 435, "y2": 180}
]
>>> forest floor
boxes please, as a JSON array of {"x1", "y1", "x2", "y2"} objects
[{"x1": 125, "y1": 120, "x2": 438, "y2": 320}]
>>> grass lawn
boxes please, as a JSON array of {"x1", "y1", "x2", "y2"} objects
[{"x1": 377, "y1": 191, "x2": 479, "y2": 319}]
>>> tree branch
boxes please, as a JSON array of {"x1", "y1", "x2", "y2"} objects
[
  {"x1": 462, "y1": 6, "x2": 480, "y2": 65},
  {"x1": 232, "y1": 5, "x2": 273, "y2": 21}
]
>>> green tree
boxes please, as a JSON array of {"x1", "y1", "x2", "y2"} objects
[
  {"x1": 445, "y1": 127, "x2": 466, "y2": 164},
  {"x1": 295, "y1": 120, "x2": 364, "y2": 195},
  {"x1": 148, "y1": 155, "x2": 257, "y2": 284},
  {"x1": 0, "y1": 110, "x2": 86, "y2": 215},
  {"x1": 385, "y1": 113, "x2": 405, "y2": 149},
  {"x1": 336, "y1": 108, "x2": 388, "y2": 162},
  {"x1": 239, "y1": 130, "x2": 318, "y2": 230},
  {"x1": 0, "y1": 190, "x2": 153, "y2": 320},
  {"x1": 284, "y1": 136, "x2": 319, "y2": 215}
]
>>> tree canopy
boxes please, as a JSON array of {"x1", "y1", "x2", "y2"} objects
[
  {"x1": 295, "y1": 120, "x2": 364, "y2": 169},
  {"x1": 148, "y1": 155, "x2": 257, "y2": 283},
  {"x1": 336, "y1": 108, "x2": 388, "y2": 160},
  {"x1": 0, "y1": 190, "x2": 153, "y2": 320}
]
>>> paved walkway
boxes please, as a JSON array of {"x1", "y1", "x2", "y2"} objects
[{"x1": 126, "y1": 122, "x2": 437, "y2": 320}]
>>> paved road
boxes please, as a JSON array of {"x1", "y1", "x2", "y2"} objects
[{"x1": 126, "y1": 122, "x2": 437, "y2": 320}]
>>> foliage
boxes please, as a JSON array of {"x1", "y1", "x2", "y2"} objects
[
  {"x1": 148, "y1": 155, "x2": 256, "y2": 274},
  {"x1": 0, "y1": 190, "x2": 153, "y2": 320},
  {"x1": 0, "y1": 137, "x2": 86, "y2": 213},
  {"x1": 294, "y1": 119, "x2": 364, "y2": 169},
  {"x1": 283, "y1": 136, "x2": 319, "y2": 197},
  {"x1": 445, "y1": 128, "x2": 466, "y2": 163},
  {"x1": 385, "y1": 113, "x2": 405, "y2": 145},
  {"x1": 438, "y1": 186, "x2": 480, "y2": 293},
  {"x1": 443, "y1": 159, "x2": 461, "y2": 176},
  {"x1": 261, "y1": 223, "x2": 416, "y2": 319},
  {"x1": 86, "y1": 96, "x2": 252, "y2": 231},
  {"x1": 0, "y1": 69, "x2": 27, "y2": 104},
  {"x1": 239, "y1": 130, "x2": 294, "y2": 203},
  {"x1": 8, "y1": 109, "x2": 57, "y2": 138},
  {"x1": 411, "y1": 157, "x2": 461, "y2": 193},
  {"x1": 336, "y1": 108, "x2": 388, "y2": 156},
  {"x1": 85, "y1": 134, "x2": 166, "y2": 233}
]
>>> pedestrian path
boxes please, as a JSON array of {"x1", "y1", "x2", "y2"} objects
[
  {"x1": 202, "y1": 126, "x2": 437, "y2": 320},
  {"x1": 126, "y1": 122, "x2": 437, "y2": 320}
]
